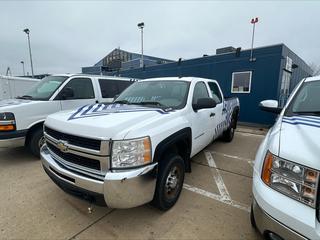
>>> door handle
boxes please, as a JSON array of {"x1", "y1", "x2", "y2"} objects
[{"x1": 210, "y1": 113, "x2": 215, "y2": 117}]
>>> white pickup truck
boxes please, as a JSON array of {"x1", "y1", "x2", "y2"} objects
[
  {"x1": 251, "y1": 75, "x2": 320, "y2": 240},
  {"x1": 0, "y1": 74, "x2": 135, "y2": 157},
  {"x1": 41, "y1": 77, "x2": 240, "y2": 210}
]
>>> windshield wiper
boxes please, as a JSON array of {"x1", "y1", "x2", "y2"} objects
[
  {"x1": 293, "y1": 111, "x2": 320, "y2": 116},
  {"x1": 113, "y1": 100, "x2": 130, "y2": 104},
  {"x1": 16, "y1": 95, "x2": 33, "y2": 100},
  {"x1": 135, "y1": 101, "x2": 168, "y2": 108}
]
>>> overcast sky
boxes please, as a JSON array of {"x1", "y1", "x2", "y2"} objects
[{"x1": 1, "y1": 1, "x2": 319, "y2": 76}]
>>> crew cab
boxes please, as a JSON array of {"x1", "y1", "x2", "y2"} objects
[
  {"x1": 251, "y1": 75, "x2": 320, "y2": 239},
  {"x1": 41, "y1": 77, "x2": 240, "y2": 210},
  {"x1": 0, "y1": 74, "x2": 135, "y2": 157}
]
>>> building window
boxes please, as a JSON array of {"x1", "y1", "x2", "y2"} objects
[{"x1": 231, "y1": 71, "x2": 252, "y2": 93}]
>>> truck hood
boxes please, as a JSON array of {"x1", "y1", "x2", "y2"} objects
[
  {"x1": 279, "y1": 115, "x2": 320, "y2": 170},
  {"x1": 0, "y1": 98, "x2": 35, "y2": 110},
  {"x1": 45, "y1": 103, "x2": 176, "y2": 140}
]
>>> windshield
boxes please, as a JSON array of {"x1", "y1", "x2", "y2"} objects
[
  {"x1": 17, "y1": 76, "x2": 68, "y2": 100},
  {"x1": 115, "y1": 80, "x2": 190, "y2": 109},
  {"x1": 285, "y1": 80, "x2": 320, "y2": 116}
]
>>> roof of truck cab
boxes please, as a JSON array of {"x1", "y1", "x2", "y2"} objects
[
  {"x1": 50, "y1": 74, "x2": 137, "y2": 81},
  {"x1": 141, "y1": 77, "x2": 217, "y2": 82},
  {"x1": 305, "y1": 75, "x2": 320, "y2": 82}
]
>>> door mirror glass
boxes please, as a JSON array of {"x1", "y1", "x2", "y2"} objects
[
  {"x1": 193, "y1": 98, "x2": 217, "y2": 111},
  {"x1": 259, "y1": 100, "x2": 282, "y2": 114},
  {"x1": 60, "y1": 87, "x2": 74, "y2": 100}
]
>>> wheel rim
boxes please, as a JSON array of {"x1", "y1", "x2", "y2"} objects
[
  {"x1": 164, "y1": 165, "x2": 182, "y2": 200},
  {"x1": 38, "y1": 136, "x2": 45, "y2": 149}
]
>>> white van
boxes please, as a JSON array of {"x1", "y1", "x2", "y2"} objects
[
  {"x1": 0, "y1": 75, "x2": 40, "y2": 100},
  {"x1": 0, "y1": 74, "x2": 136, "y2": 157}
]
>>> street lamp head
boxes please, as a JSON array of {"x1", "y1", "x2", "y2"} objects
[
  {"x1": 23, "y1": 28, "x2": 30, "y2": 34},
  {"x1": 20, "y1": 61, "x2": 24, "y2": 64},
  {"x1": 137, "y1": 22, "x2": 144, "y2": 29}
]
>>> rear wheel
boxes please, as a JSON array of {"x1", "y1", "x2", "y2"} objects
[
  {"x1": 151, "y1": 154, "x2": 185, "y2": 211},
  {"x1": 222, "y1": 113, "x2": 237, "y2": 142},
  {"x1": 27, "y1": 127, "x2": 44, "y2": 158}
]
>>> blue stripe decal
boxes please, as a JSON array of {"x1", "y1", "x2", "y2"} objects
[
  {"x1": 282, "y1": 120, "x2": 320, "y2": 128},
  {"x1": 68, "y1": 103, "x2": 170, "y2": 121},
  {"x1": 283, "y1": 116, "x2": 320, "y2": 124}
]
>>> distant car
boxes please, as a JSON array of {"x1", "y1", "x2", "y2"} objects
[
  {"x1": 0, "y1": 74, "x2": 136, "y2": 157},
  {"x1": 251, "y1": 75, "x2": 320, "y2": 239}
]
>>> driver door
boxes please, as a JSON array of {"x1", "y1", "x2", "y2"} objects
[
  {"x1": 191, "y1": 81, "x2": 215, "y2": 155},
  {"x1": 56, "y1": 77, "x2": 97, "y2": 111}
]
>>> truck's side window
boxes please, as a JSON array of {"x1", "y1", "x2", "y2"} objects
[
  {"x1": 99, "y1": 79, "x2": 132, "y2": 98},
  {"x1": 193, "y1": 82, "x2": 209, "y2": 105},
  {"x1": 60, "y1": 78, "x2": 94, "y2": 100},
  {"x1": 208, "y1": 82, "x2": 222, "y2": 104}
]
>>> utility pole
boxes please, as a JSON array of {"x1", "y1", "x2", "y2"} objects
[
  {"x1": 250, "y1": 17, "x2": 258, "y2": 62},
  {"x1": 137, "y1": 22, "x2": 145, "y2": 68},
  {"x1": 23, "y1": 28, "x2": 34, "y2": 77}
]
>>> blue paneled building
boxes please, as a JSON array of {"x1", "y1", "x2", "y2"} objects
[{"x1": 82, "y1": 44, "x2": 312, "y2": 125}]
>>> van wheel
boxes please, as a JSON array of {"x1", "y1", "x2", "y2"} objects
[
  {"x1": 151, "y1": 154, "x2": 185, "y2": 211},
  {"x1": 222, "y1": 114, "x2": 237, "y2": 142},
  {"x1": 28, "y1": 127, "x2": 44, "y2": 158}
]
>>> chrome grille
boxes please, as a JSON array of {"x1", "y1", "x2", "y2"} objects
[
  {"x1": 44, "y1": 126, "x2": 110, "y2": 178},
  {"x1": 47, "y1": 142, "x2": 101, "y2": 171},
  {"x1": 44, "y1": 126, "x2": 101, "y2": 151}
]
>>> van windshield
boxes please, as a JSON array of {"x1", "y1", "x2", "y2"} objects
[
  {"x1": 285, "y1": 80, "x2": 320, "y2": 116},
  {"x1": 17, "y1": 76, "x2": 68, "y2": 100},
  {"x1": 114, "y1": 80, "x2": 190, "y2": 109}
]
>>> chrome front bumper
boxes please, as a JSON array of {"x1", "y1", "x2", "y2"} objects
[
  {"x1": 252, "y1": 198, "x2": 307, "y2": 240},
  {"x1": 41, "y1": 145, "x2": 158, "y2": 208}
]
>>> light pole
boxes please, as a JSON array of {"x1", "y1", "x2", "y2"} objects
[
  {"x1": 23, "y1": 28, "x2": 34, "y2": 77},
  {"x1": 20, "y1": 61, "x2": 25, "y2": 76},
  {"x1": 137, "y1": 22, "x2": 145, "y2": 68},
  {"x1": 250, "y1": 17, "x2": 258, "y2": 62}
]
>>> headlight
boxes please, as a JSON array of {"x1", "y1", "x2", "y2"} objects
[
  {"x1": 0, "y1": 112, "x2": 16, "y2": 131},
  {"x1": 262, "y1": 151, "x2": 319, "y2": 208},
  {"x1": 111, "y1": 137, "x2": 152, "y2": 168}
]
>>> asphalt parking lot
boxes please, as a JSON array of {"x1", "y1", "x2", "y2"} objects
[{"x1": 0, "y1": 127, "x2": 266, "y2": 239}]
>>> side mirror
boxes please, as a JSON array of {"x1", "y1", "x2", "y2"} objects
[
  {"x1": 193, "y1": 98, "x2": 217, "y2": 111},
  {"x1": 60, "y1": 87, "x2": 74, "y2": 100},
  {"x1": 259, "y1": 100, "x2": 282, "y2": 114}
]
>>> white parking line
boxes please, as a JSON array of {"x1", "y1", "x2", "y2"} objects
[
  {"x1": 183, "y1": 151, "x2": 250, "y2": 212},
  {"x1": 183, "y1": 184, "x2": 250, "y2": 212},
  {"x1": 204, "y1": 151, "x2": 231, "y2": 201},
  {"x1": 211, "y1": 151, "x2": 254, "y2": 166}
]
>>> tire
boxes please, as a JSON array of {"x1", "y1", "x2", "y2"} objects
[
  {"x1": 27, "y1": 127, "x2": 45, "y2": 158},
  {"x1": 151, "y1": 154, "x2": 185, "y2": 211},
  {"x1": 222, "y1": 113, "x2": 237, "y2": 142}
]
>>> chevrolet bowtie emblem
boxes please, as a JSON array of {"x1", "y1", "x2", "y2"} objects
[{"x1": 57, "y1": 140, "x2": 68, "y2": 153}]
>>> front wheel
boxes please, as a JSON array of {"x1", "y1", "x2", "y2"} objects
[
  {"x1": 27, "y1": 127, "x2": 45, "y2": 158},
  {"x1": 151, "y1": 154, "x2": 185, "y2": 211}
]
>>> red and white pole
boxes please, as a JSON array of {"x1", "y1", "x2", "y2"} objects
[{"x1": 250, "y1": 17, "x2": 259, "y2": 61}]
